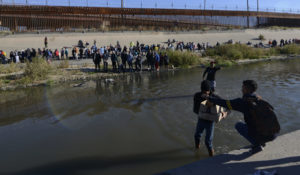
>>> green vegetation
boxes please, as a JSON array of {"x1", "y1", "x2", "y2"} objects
[
  {"x1": 0, "y1": 63, "x2": 22, "y2": 74},
  {"x1": 205, "y1": 44, "x2": 272, "y2": 60},
  {"x1": 24, "y1": 57, "x2": 52, "y2": 82},
  {"x1": 1, "y1": 43, "x2": 300, "y2": 90},
  {"x1": 163, "y1": 44, "x2": 300, "y2": 68},
  {"x1": 214, "y1": 58, "x2": 236, "y2": 67},
  {"x1": 278, "y1": 44, "x2": 300, "y2": 55},
  {"x1": 57, "y1": 59, "x2": 70, "y2": 69},
  {"x1": 258, "y1": 34, "x2": 265, "y2": 40},
  {"x1": 165, "y1": 50, "x2": 203, "y2": 68}
]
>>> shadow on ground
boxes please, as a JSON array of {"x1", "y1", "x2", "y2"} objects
[
  {"x1": 159, "y1": 151, "x2": 300, "y2": 175},
  {"x1": 4, "y1": 149, "x2": 193, "y2": 175}
]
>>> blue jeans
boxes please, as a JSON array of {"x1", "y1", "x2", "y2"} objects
[
  {"x1": 235, "y1": 122, "x2": 257, "y2": 146},
  {"x1": 235, "y1": 122, "x2": 277, "y2": 146},
  {"x1": 209, "y1": 80, "x2": 216, "y2": 91},
  {"x1": 194, "y1": 118, "x2": 215, "y2": 150}
]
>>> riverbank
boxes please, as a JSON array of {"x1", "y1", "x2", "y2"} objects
[
  {"x1": 157, "y1": 130, "x2": 300, "y2": 175},
  {"x1": 1, "y1": 55, "x2": 300, "y2": 91}
]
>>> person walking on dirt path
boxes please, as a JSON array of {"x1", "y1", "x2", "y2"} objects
[{"x1": 44, "y1": 37, "x2": 48, "y2": 48}]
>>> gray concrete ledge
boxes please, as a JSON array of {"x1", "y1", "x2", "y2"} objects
[{"x1": 157, "y1": 130, "x2": 300, "y2": 175}]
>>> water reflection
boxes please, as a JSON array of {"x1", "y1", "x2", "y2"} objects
[{"x1": 0, "y1": 59, "x2": 299, "y2": 175}]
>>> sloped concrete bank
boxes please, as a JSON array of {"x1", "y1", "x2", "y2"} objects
[{"x1": 158, "y1": 130, "x2": 300, "y2": 175}]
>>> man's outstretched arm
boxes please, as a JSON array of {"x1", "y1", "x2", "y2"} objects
[{"x1": 208, "y1": 96, "x2": 245, "y2": 113}]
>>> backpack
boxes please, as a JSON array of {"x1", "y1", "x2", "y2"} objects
[{"x1": 245, "y1": 97, "x2": 280, "y2": 137}]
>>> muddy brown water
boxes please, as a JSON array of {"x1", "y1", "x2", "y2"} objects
[{"x1": 0, "y1": 58, "x2": 299, "y2": 175}]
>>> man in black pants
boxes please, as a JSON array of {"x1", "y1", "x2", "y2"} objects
[
  {"x1": 93, "y1": 50, "x2": 101, "y2": 72},
  {"x1": 205, "y1": 80, "x2": 278, "y2": 154},
  {"x1": 203, "y1": 61, "x2": 221, "y2": 92}
]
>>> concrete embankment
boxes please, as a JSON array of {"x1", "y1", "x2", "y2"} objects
[{"x1": 157, "y1": 130, "x2": 300, "y2": 175}]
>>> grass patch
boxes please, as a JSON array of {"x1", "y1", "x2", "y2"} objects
[
  {"x1": 24, "y1": 57, "x2": 52, "y2": 82},
  {"x1": 82, "y1": 63, "x2": 90, "y2": 68},
  {"x1": 205, "y1": 44, "x2": 274, "y2": 60},
  {"x1": 214, "y1": 57, "x2": 236, "y2": 67},
  {"x1": 0, "y1": 63, "x2": 22, "y2": 74},
  {"x1": 278, "y1": 44, "x2": 300, "y2": 55},
  {"x1": 57, "y1": 59, "x2": 69, "y2": 69},
  {"x1": 164, "y1": 50, "x2": 202, "y2": 68},
  {"x1": 46, "y1": 79, "x2": 55, "y2": 86}
]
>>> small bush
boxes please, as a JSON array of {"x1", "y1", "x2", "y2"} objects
[
  {"x1": 165, "y1": 50, "x2": 200, "y2": 67},
  {"x1": 215, "y1": 58, "x2": 235, "y2": 67},
  {"x1": 258, "y1": 34, "x2": 265, "y2": 40},
  {"x1": 24, "y1": 57, "x2": 52, "y2": 81}
]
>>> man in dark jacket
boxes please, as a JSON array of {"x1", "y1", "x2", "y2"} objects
[
  {"x1": 93, "y1": 50, "x2": 101, "y2": 72},
  {"x1": 194, "y1": 80, "x2": 222, "y2": 157},
  {"x1": 206, "y1": 80, "x2": 277, "y2": 154},
  {"x1": 121, "y1": 51, "x2": 127, "y2": 70},
  {"x1": 203, "y1": 61, "x2": 221, "y2": 92},
  {"x1": 111, "y1": 51, "x2": 117, "y2": 72}
]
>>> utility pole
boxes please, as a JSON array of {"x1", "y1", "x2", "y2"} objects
[
  {"x1": 121, "y1": 0, "x2": 124, "y2": 22},
  {"x1": 203, "y1": 0, "x2": 206, "y2": 21},
  {"x1": 247, "y1": 0, "x2": 250, "y2": 28},
  {"x1": 257, "y1": 0, "x2": 260, "y2": 27}
]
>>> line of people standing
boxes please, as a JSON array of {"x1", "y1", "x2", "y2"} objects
[{"x1": 92, "y1": 45, "x2": 169, "y2": 73}]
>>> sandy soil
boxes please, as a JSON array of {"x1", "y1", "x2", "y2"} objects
[{"x1": 1, "y1": 29, "x2": 300, "y2": 52}]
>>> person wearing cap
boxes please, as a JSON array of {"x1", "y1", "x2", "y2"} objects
[
  {"x1": 193, "y1": 80, "x2": 221, "y2": 156},
  {"x1": 203, "y1": 61, "x2": 221, "y2": 92}
]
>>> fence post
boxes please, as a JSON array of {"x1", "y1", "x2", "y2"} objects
[
  {"x1": 247, "y1": 0, "x2": 250, "y2": 28},
  {"x1": 257, "y1": 0, "x2": 260, "y2": 27}
]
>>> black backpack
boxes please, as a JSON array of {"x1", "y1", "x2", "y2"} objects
[{"x1": 245, "y1": 97, "x2": 280, "y2": 137}]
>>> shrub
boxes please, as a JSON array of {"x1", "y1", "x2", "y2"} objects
[
  {"x1": 279, "y1": 44, "x2": 300, "y2": 55},
  {"x1": 205, "y1": 44, "x2": 270, "y2": 60},
  {"x1": 165, "y1": 50, "x2": 200, "y2": 67},
  {"x1": 215, "y1": 58, "x2": 235, "y2": 67},
  {"x1": 24, "y1": 57, "x2": 52, "y2": 81},
  {"x1": 258, "y1": 34, "x2": 265, "y2": 40},
  {"x1": 267, "y1": 47, "x2": 280, "y2": 56}
]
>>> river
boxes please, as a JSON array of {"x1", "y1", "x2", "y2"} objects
[{"x1": 0, "y1": 58, "x2": 299, "y2": 175}]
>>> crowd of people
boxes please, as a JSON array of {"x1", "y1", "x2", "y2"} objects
[{"x1": 1, "y1": 37, "x2": 299, "y2": 73}]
